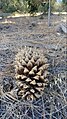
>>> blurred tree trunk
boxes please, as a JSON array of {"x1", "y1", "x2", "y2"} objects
[{"x1": 48, "y1": 0, "x2": 51, "y2": 26}]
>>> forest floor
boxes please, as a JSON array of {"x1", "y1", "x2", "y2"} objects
[
  {"x1": 0, "y1": 14, "x2": 67, "y2": 119},
  {"x1": 0, "y1": 14, "x2": 66, "y2": 78}
]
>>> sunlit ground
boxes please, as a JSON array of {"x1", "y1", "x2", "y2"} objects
[
  {"x1": 0, "y1": 19, "x2": 15, "y2": 24},
  {"x1": 0, "y1": 12, "x2": 66, "y2": 26},
  {"x1": 7, "y1": 12, "x2": 43, "y2": 18}
]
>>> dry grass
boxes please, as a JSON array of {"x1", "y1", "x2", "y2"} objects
[{"x1": 0, "y1": 14, "x2": 67, "y2": 119}]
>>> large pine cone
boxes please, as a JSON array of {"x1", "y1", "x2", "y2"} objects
[{"x1": 15, "y1": 47, "x2": 49, "y2": 101}]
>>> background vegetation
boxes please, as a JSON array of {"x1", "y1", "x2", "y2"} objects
[{"x1": 0, "y1": 0, "x2": 67, "y2": 14}]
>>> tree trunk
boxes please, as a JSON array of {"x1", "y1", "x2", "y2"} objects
[{"x1": 48, "y1": 0, "x2": 51, "y2": 26}]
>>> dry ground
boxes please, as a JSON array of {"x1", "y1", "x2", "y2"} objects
[
  {"x1": 0, "y1": 14, "x2": 66, "y2": 78},
  {"x1": 0, "y1": 14, "x2": 67, "y2": 119}
]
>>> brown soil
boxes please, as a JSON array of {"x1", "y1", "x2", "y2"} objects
[
  {"x1": 0, "y1": 14, "x2": 67, "y2": 119},
  {"x1": 0, "y1": 14, "x2": 66, "y2": 79}
]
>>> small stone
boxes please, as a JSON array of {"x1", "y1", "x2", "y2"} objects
[{"x1": 3, "y1": 77, "x2": 13, "y2": 92}]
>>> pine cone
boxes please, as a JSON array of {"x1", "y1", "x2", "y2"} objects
[{"x1": 15, "y1": 47, "x2": 49, "y2": 101}]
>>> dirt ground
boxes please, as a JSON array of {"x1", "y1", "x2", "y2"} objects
[
  {"x1": 0, "y1": 14, "x2": 66, "y2": 78},
  {"x1": 0, "y1": 14, "x2": 67, "y2": 119}
]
